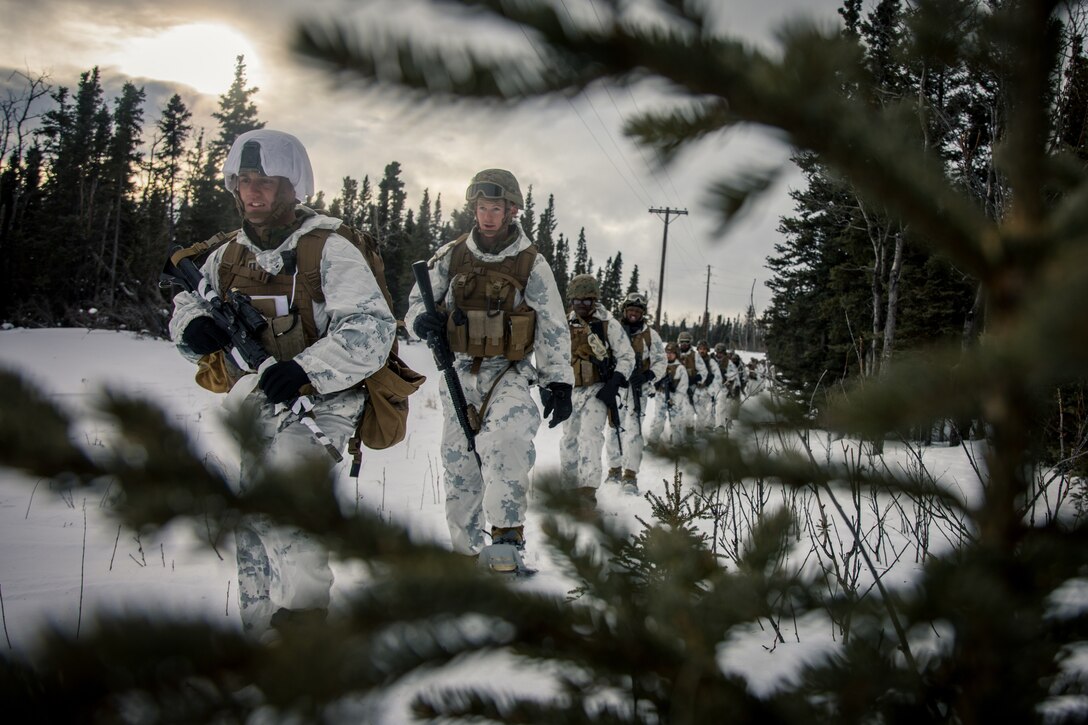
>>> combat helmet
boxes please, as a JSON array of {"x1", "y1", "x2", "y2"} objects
[
  {"x1": 677, "y1": 330, "x2": 693, "y2": 344},
  {"x1": 714, "y1": 342, "x2": 727, "y2": 355},
  {"x1": 567, "y1": 274, "x2": 600, "y2": 301},
  {"x1": 223, "y1": 129, "x2": 314, "y2": 202},
  {"x1": 665, "y1": 341, "x2": 679, "y2": 353},
  {"x1": 622, "y1": 291, "x2": 648, "y2": 310},
  {"x1": 466, "y1": 169, "x2": 524, "y2": 208}
]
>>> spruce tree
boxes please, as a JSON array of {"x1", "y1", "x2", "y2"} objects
[
  {"x1": 534, "y1": 192, "x2": 556, "y2": 262},
  {"x1": 572, "y1": 227, "x2": 589, "y2": 275},
  {"x1": 179, "y1": 55, "x2": 263, "y2": 241},
  {"x1": 99, "y1": 82, "x2": 145, "y2": 305}
]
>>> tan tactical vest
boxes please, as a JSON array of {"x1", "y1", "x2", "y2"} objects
[
  {"x1": 697, "y1": 351, "x2": 713, "y2": 387},
  {"x1": 215, "y1": 231, "x2": 342, "y2": 362},
  {"x1": 628, "y1": 327, "x2": 652, "y2": 373},
  {"x1": 210, "y1": 225, "x2": 395, "y2": 363},
  {"x1": 570, "y1": 317, "x2": 611, "y2": 387},
  {"x1": 444, "y1": 236, "x2": 539, "y2": 364},
  {"x1": 678, "y1": 348, "x2": 698, "y2": 381}
]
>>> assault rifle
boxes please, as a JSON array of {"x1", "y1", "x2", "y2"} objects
[
  {"x1": 412, "y1": 260, "x2": 482, "y2": 466},
  {"x1": 585, "y1": 320, "x2": 623, "y2": 457},
  {"x1": 656, "y1": 371, "x2": 674, "y2": 410},
  {"x1": 626, "y1": 372, "x2": 639, "y2": 435},
  {"x1": 162, "y1": 245, "x2": 344, "y2": 462}
]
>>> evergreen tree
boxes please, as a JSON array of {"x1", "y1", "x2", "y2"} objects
[
  {"x1": 572, "y1": 227, "x2": 589, "y2": 276},
  {"x1": 99, "y1": 82, "x2": 145, "y2": 304},
  {"x1": 553, "y1": 232, "x2": 570, "y2": 302},
  {"x1": 601, "y1": 252, "x2": 623, "y2": 313},
  {"x1": 626, "y1": 264, "x2": 641, "y2": 296},
  {"x1": 373, "y1": 161, "x2": 410, "y2": 312},
  {"x1": 179, "y1": 56, "x2": 263, "y2": 242},
  {"x1": 519, "y1": 185, "x2": 535, "y2": 241},
  {"x1": 33, "y1": 68, "x2": 112, "y2": 312},
  {"x1": 1057, "y1": 33, "x2": 1088, "y2": 156},
  {"x1": 154, "y1": 94, "x2": 192, "y2": 246},
  {"x1": 534, "y1": 193, "x2": 557, "y2": 262}
]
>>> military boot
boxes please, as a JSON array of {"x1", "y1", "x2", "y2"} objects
[
  {"x1": 490, "y1": 525, "x2": 525, "y2": 550},
  {"x1": 621, "y1": 469, "x2": 639, "y2": 495},
  {"x1": 479, "y1": 525, "x2": 531, "y2": 576},
  {"x1": 605, "y1": 466, "x2": 622, "y2": 484},
  {"x1": 573, "y1": 486, "x2": 598, "y2": 521}
]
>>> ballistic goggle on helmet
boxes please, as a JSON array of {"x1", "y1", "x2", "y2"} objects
[
  {"x1": 623, "y1": 292, "x2": 648, "y2": 310},
  {"x1": 466, "y1": 169, "x2": 524, "y2": 208}
]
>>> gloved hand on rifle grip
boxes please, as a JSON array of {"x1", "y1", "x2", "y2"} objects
[
  {"x1": 259, "y1": 360, "x2": 311, "y2": 405},
  {"x1": 412, "y1": 309, "x2": 448, "y2": 340},
  {"x1": 595, "y1": 371, "x2": 626, "y2": 407},
  {"x1": 541, "y1": 382, "x2": 573, "y2": 428},
  {"x1": 182, "y1": 316, "x2": 232, "y2": 355}
]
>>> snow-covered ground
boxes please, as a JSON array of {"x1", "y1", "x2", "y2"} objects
[{"x1": 0, "y1": 328, "x2": 991, "y2": 719}]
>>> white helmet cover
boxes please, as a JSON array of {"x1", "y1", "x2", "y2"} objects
[{"x1": 223, "y1": 129, "x2": 315, "y2": 202}]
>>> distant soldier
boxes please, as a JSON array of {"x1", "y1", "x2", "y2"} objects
[
  {"x1": 712, "y1": 343, "x2": 731, "y2": 427},
  {"x1": 693, "y1": 339, "x2": 722, "y2": 433},
  {"x1": 561, "y1": 274, "x2": 635, "y2": 508},
  {"x1": 746, "y1": 357, "x2": 766, "y2": 394},
  {"x1": 647, "y1": 341, "x2": 693, "y2": 445},
  {"x1": 674, "y1": 330, "x2": 707, "y2": 433},
  {"x1": 604, "y1": 292, "x2": 666, "y2": 493},
  {"x1": 722, "y1": 349, "x2": 747, "y2": 420}
]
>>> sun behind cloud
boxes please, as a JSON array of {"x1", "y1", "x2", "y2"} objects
[{"x1": 104, "y1": 22, "x2": 264, "y2": 96}]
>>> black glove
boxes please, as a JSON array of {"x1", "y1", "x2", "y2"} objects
[
  {"x1": 259, "y1": 360, "x2": 310, "y2": 405},
  {"x1": 643, "y1": 370, "x2": 656, "y2": 385},
  {"x1": 182, "y1": 316, "x2": 232, "y2": 355},
  {"x1": 412, "y1": 309, "x2": 448, "y2": 340},
  {"x1": 541, "y1": 382, "x2": 573, "y2": 428},
  {"x1": 693, "y1": 373, "x2": 703, "y2": 384},
  {"x1": 628, "y1": 369, "x2": 644, "y2": 388},
  {"x1": 595, "y1": 371, "x2": 625, "y2": 407}
]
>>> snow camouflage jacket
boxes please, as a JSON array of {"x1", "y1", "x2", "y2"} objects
[
  {"x1": 566, "y1": 304, "x2": 636, "y2": 387},
  {"x1": 169, "y1": 209, "x2": 398, "y2": 397},
  {"x1": 406, "y1": 222, "x2": 574, "y2": 387}
]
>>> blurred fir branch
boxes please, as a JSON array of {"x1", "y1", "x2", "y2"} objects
[{"x1": 0, "y1": 0, "x2": 1085, "y2": 722}]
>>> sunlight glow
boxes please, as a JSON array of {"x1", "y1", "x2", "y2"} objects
[{"x1": 105, "y1": 22, "x2": 263, "y2": 96}]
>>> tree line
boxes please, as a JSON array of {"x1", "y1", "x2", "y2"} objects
[
  {"x1": 0, "y1": 56, "x2": 752, "y2": 342},
  {"x1": 762, "y1": 0, "x2": 1088, "y2": 465}
]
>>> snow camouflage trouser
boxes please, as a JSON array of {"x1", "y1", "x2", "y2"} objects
[
  {"x1": 647, "y1": 391, "x2": 693, "y2": 445},
  {"x1": 440, "y1": 363, "x2": 540, "y2": 555},
  {"x1": 693, "y1": 387, "x2": 717, "y2": 432},
  {"x1": 234, "y1": 393, "x2": 361, "y2": 636},
  {"x1": 604, "y1": 385, "x2": 650, "y2": 474},
  {"x1": 561, "y1": 384, "x2": 611, "y2": 490}
]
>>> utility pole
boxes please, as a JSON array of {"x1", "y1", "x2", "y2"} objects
[
  {"x1": 703, "y1": 265, "x2": 711, "y2": 341},
  {"x1": 649, "y1": 206, "x2": 688, "y2": 327}
]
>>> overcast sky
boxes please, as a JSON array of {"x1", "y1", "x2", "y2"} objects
[{"x1": 1, "y1": 0, "x2": 845, "y2": 324}]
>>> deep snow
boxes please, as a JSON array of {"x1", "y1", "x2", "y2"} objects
[{"x1": 0, "y1": 327, "x2": 991, "y2": 719}]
